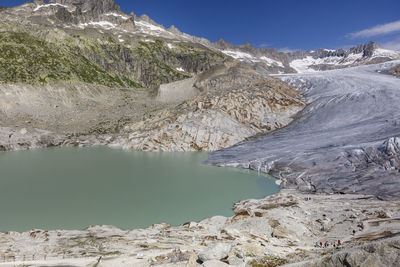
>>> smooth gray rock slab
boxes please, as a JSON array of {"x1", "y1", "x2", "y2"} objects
[
  {"x1": 198, "y1": 243, "x2": 232, "y2": 262},
  {"x1": 202, "y1": 260, "x2": 229, "y2": 267}
]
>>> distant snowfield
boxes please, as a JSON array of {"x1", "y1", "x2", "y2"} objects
[
  {"x1": 220, "y1": 47, "x2": 399, "y2": 74},
  {"x1": 33, "y1": 3, "x2": 68, "y2": 12},
  {"x1": 104, "y1": 12, "x2": 129, "y2": 20},
  {"x1": 221, "y1": 50, "x2": 284, "y2": 67},
  {"x1": 290, "y1": 49, "x2": 400, "y2": 73},
  {"x1": 373, "y1": 48, "x2": 400, "y2": 59},
  {"x1": 78, "y1": 21, "x2": 117, "y2": 30},
  {"x1": 135, "y1": 20, "x2": 170, "y2": 36}
]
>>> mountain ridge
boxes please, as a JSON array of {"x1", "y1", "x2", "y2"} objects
[
  {"x1": 2, "y1": 0, "x2": 399, "y2": 78},
  {"x1": 215, "y1": 38, "x2": 400, "y2": 73}
]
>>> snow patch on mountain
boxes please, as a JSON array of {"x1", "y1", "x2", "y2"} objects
[
  {"x1": 222, "y1": 50, "x2": 284, "y2": 67},
  {"x1": 343, "y1": 52, "x2": 363, "y2": 64},
  {"x1": 222, "y1": 50, "x2": 256, "y2": 61},
  {"x1": 373, "y1": 48, "x2": 400, "y2": 59},
  {"x1": 135, "y1": 20, "x2": 168, "y2": 36},
  {"x1": 78, "y1": 21, "x2": 117, "y2": 30},
  {"x1": 260, "y1": 56, "x2": 284, "y2": 67},
  {"x1": 290, "y1": 57, "x2": 319, "y2": 73},
  {"x1": 289, "y1": 54, "x2": 362, "y2": 73},
  {"x1": 104, "y1": 12, "x2": 129, "y2": 20},
  {"x1": 33, "y1": 3, "x2": 68, "y2": 12}
]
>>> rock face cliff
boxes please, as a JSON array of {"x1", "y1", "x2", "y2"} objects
[
  {"x1": 0, "y1": 21, "x2": 225, "y2": 88},
  {"x1": 54, "y1": 0, "x2": 121, "y2": 15},
  {"x1": 119, "y1": 64, "x2": 304, "y2": 151}
]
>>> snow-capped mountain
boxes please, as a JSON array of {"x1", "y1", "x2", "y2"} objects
[
  {"x1": 4, "y1": 0, "x2": 214, "y2": 46},
  {"x1": 289, "y1": 42, "x2": 400, "y2": 73},
  {"x1": 213, "y1": 39, "x2": 400, "y2": 73},
  {"x1": 2, "y1": 0, "x2": 400, "y2": 75}
]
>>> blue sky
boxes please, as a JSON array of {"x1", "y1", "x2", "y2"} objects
[{"x1": 3, "y1": 0, "x2": 400, "y2": 51}]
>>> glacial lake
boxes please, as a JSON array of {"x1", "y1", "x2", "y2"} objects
[{"x1": 0, "y1": 147, "x2": 278, "y2": 232}]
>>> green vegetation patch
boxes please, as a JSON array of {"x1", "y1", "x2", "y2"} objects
[
  {"x1": 0, "y1": 31, "x2": 138, "y2": 87},
  {"x1": 0, "y1": 30, "x2": 228, "y2": 88},
  {"x1": 248, "y1": 255, "x2": 289, "y2": 267},
  {"x1": 132, "y1": 40, "x2": 190, "y2": 87}
]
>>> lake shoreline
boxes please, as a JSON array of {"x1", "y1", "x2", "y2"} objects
[
  {"x1": 0, "y1": 146, "x2": 278, "y2": 233},
  {"x1": 0, "y1": 189, "x2": 399, "y2": 266}
]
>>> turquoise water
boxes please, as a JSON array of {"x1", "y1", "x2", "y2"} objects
[{"x1": 0, "y1": 147, "x2": 278, "y2": 232}]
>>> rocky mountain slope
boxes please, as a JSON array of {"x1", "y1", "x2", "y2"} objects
[
  {"x1": 118, "y1": 64, "x2": 304, "y2": 151},
  {"x1": 1, "y1": 0, "x2": 398, "y2": 89},
  {"x1": 0, "y1": 7, "x2": 226, "y2": 88},
  {"x1": 0, "y1": 0, "x2": 305, "y2": 152}
]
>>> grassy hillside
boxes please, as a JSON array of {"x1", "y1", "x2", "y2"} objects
[
  {"x1": 0, "y1": 29, "x2": 228, "y2": 88},
  {"x1": 0, "y1": 31, "x2": 138, "y2": 87}
]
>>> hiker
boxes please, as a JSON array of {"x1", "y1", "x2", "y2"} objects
[{"x1": 338, "y1": 240, "x2": 341, "y2": 246}]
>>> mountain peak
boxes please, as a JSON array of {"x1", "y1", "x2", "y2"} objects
[
  {"x1": 349, "y1": 41, "x2": 380, "y2": 57},
  {"x1": 139, "y1": 14, "x2": 158, "y2": 24},
  {"x1": 214, "y1": 38, "x2": 235, "y2": 50},
  {"x1": 240, "y1": 41, "x2": 253, "y2": 48},
  {"x1": 168, "y1": 25, "x2": 182, "y2": 35},
  {"x1": 51, "y1": 0, "x2": 120, "y2": 14}
]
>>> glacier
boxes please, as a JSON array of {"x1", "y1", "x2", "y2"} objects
[{"x1": 207, "y1": 60, "x2": 400, "y2": 200}]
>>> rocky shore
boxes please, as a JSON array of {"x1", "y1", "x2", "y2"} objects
[{"x1": 0, "y1": 190, "x2": 399, "y2": 266}]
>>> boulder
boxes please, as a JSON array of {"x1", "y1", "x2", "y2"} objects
[
  {"x1": 272, "y1": 225, "x2": 296, "y2": 239},
  {"x1": 198, "y1": 243, "x2": 231, "y2": 262},
  {"x1": 202, "y1": 260, "x2": 229, "y2": 267}
]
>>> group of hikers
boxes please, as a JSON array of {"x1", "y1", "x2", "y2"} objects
[
  {"x1": 314, "y1": 220, "x2": 366, "y2": 249},
  {"x1": 314, "y1": 240, "x2": 342, "y2": 248},
  {"x1": 350, "y1": 221, "x2": 365, "y2": 235}
]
